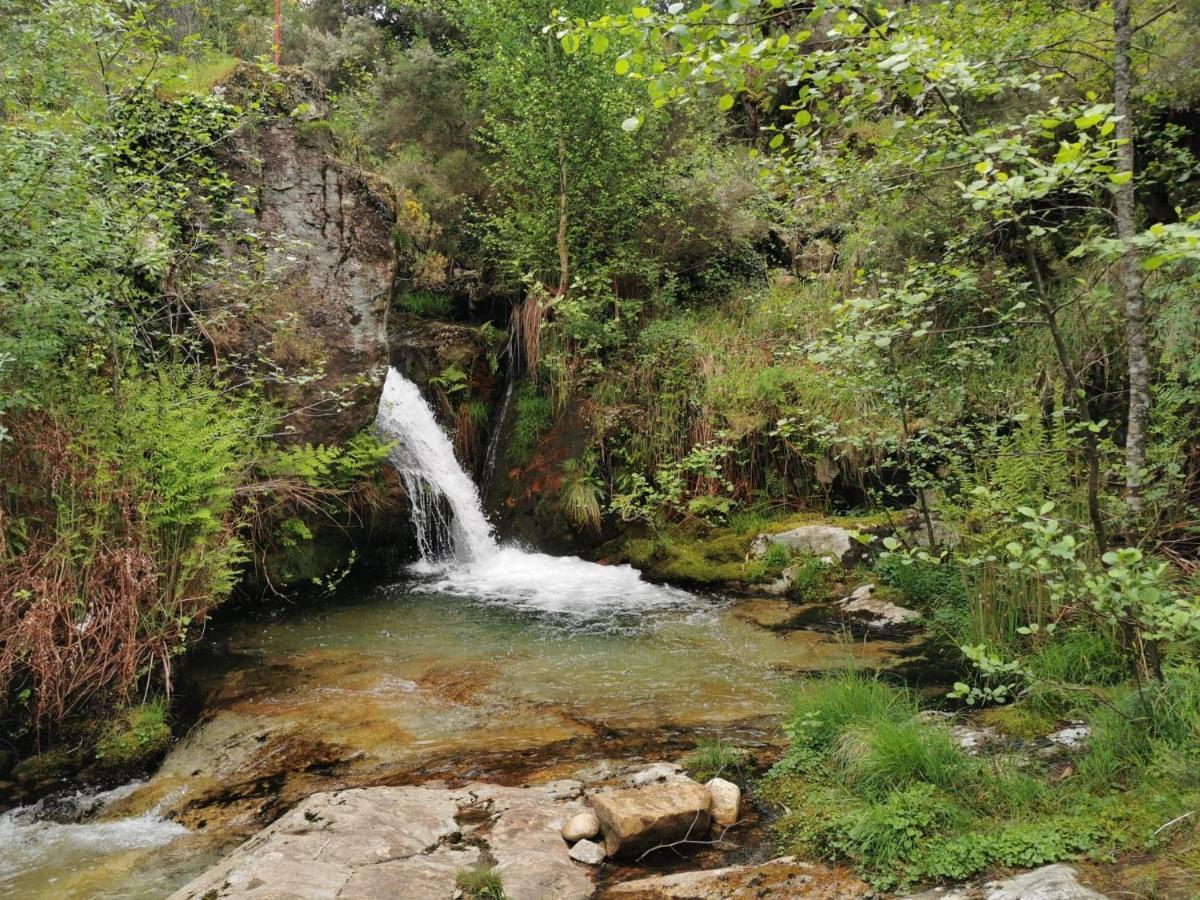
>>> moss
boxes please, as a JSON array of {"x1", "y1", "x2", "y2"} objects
[
  {"x1": 976, "y1": 705, "x2": 1057, "y2": 740},
  {"x1": 94, "y1": 700, "x2": 172, "y2": 772},
  {"x1": 12, "y1": 746, "x2": 83, "y2": 782}
]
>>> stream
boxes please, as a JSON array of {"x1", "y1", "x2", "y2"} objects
[{"x1": 0, "y1": 370, "x2": 913, "y2": 898}]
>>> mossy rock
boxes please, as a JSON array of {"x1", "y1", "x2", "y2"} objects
[
  {"x1": 93, "y1": 701, "x2": 172, "y2": 773},
  {"x1": 12, "y1": 745, "x2": 84, "y2": 783},
  {"x1": 976, "y1": 705, "x2": 1057, "y2": 741}
]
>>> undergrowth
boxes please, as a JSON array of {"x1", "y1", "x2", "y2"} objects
[{"x1": 760, "y1": 669, "x2": 1200, "y2": 891}]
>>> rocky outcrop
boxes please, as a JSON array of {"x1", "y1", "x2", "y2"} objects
[
  {"x1": 170, "y1": 781, "x2": 593, "y2": 900},
  {"x1": 202, "y1": 64, "x2": 397, "y2": 447},
  {"x1": 603, "y1": 856, "x2": 871, "y2": 899},
  {"x1": 590, "y1": 779, "x2": 712, "y2": 859}
]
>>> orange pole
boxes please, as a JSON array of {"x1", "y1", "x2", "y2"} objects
[{"x1": 273, "y1": 0, "x2": 282, "y2": 65}]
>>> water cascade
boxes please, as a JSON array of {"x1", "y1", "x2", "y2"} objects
[{"x1": 375, "y1": 367, "x2": 692, "y2": 614}]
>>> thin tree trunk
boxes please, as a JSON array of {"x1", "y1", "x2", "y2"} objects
[
  {"x1": 1114, "y1": 0, "x2": 1149, "y2": 519},
  {"x1": 1024, "y1": 243, "x2": 1107, "y2": 555},
  {"x1": 556, "y1": 132, "x2": 570, "y2": 296}
]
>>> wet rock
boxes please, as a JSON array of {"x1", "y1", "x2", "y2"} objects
[
  {"x1": 569, "y1": 838, "x2": 607, "y2": 865},
  {"x1": 591, "y1": 779, "x2": 711, "y2": 859},
  {"x1": 604, "y1": 855, "x2": 872, "y2": 898},
  {"x1": 751, "y1": 525, "x2": 861, "y2": 565},
  {"x1": 563, "y1": 810, "x2": 601, "y2": 842},
  {"x1": 837, "y1": 583, "x2": 920, "y2": 631},
  {"x1": 704, "y1": 778, "x2": 741, "y2": 828}
]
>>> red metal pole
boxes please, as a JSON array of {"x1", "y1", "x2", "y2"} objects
[{"x1": 273, "y1": 0, "x2": 282, "y2": 66}]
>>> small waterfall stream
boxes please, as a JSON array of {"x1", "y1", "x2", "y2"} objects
[{"x1": 375, "y1": 367, "x2": 691, "y2": 613}]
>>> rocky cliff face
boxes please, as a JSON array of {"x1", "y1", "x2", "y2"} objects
[{"x1": 203, "y1": 65, "x2": 397, "y2": 447}]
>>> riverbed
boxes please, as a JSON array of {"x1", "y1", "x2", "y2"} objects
[{"x1": 0, "y1": 572, "x2": 912, "y2": 898}]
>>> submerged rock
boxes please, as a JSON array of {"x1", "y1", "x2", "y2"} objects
[
  {"x1": 604, "y1": 855, "x2": 872, "y2": 898},
  {"x1": 591, "y1": 779, "x2": 712, "y2": 859}
]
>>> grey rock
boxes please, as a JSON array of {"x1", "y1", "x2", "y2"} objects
[
  {"x1": 562, "y1": 810, "x2": 601, "y2": 842},
  {"x1": 983, "y1": 864, "x2": 1108, "y2": 899},
  {"x1": 704, "y1": 778, "x2": 741, "y2": 828},
  {"x1": 838, "y1": 583, "x2": 920, "y2": 630},
  {"x1": 568, "y1": 838, "x2": 606, "y2": 865},
  {"x1": 751, "y1": 524, "x2": 860, "y2": 565}
]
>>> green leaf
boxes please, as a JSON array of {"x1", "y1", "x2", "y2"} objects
[
  {"x1": 794, "y1": 109, "x2": 811, "y2": 127},
  {"x1": 768, "y1": 133, "x2": 785, "y2": 149},
  {"x1": 1107, "y1": 171, "x2": 1133, "y2": 185},
  {"x1": 615, "y1": 58, "x2": 630, "y2": 75},
  {"x1": 560, "y1": 32, "x2": 580, "y2": 54},
  {"x1": 591, "y1": 33, "x2": 609, "y2": 54},
  {"x1": 621, "y1": 116, "x2": 642, "y2": 132},
  {"x1": 718, "y1": 93, "x2": 735, "y2": 111}
]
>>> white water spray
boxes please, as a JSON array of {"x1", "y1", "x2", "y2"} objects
[{"x1": 375, "y1": 367, "x2": 692, "y2": 613}]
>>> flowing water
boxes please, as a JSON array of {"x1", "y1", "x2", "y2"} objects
[{"x1": 0, "y1": 369, "x2": 914, "y2": 898}]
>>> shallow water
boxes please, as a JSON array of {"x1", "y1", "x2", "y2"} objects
[{"x1": 0, "y1": 578, "x2": 908, "y2": 899}]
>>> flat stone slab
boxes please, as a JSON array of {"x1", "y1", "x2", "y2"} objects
[
  {"x1": 169, "y1": 782, "x2": 592, "y2": 900},
  {"x1": 603, "y1": 856, "x2": 872, "y2": 898}
]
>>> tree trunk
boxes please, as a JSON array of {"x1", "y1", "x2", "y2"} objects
[
  {"x1": 1114, "y1": 0, "x2": 1149, "y2": 519},
  {"x1": 556, "y1": 132, "x2": 570, "y2": 296}
]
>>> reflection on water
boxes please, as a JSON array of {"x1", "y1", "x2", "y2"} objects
[{"x1": 0, "y1": 580, "x2": 908, "y2": 898}]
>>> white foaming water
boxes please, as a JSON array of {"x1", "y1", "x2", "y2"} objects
[
  {"x1": 375, "y1": 367, "x2": 693, "y2": 614},
  {"x1": 0, "y1": 781, "x2": 187, "y2": 891}
]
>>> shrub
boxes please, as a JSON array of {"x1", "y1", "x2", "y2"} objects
[
  {"x1": 455, "y1": 866, "x2": 505, "y2": 899},
  {"x1": 783, "y1": 671, "x2": 913, "y2": 752},
  {"x1": 833, "y1": 720, "x2": 975, "y2": 797},
  {"x1": 875, "y1": 554, "x2": 967, "y2": 609},
  {"x1": 506, "y1": 385, "x2": 553, "y2": 463},
  {"x1": 683, "y1": 738, "x2": 750, "y2": 783},
  {"x1": 399, "y1": 290, "x2": 453, "y2": 318},
  {"x1": 94, "y1": 700, "x2": 172, "y2": 771}
]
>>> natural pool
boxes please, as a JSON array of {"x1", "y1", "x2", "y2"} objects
[{"x1": 0, "y1": 575, "x2": 911, "y2": 899}]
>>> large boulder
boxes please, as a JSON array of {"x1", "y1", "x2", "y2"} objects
[
  {"x1": 590, "y1": 780, "x2": 711, "y2": 860},
  {"x1": 202, "y1": 64, "x2": 397, "y2": 447},
  {"x1": 751, "y1": 524, "x2": 862, "y2": 566}
]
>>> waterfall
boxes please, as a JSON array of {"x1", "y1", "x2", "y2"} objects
[
  {"x1": 374, "y1": 367, "x2": 693, "y2": 613},
  {"x1": 376, "y1": 368, "x2": 497, "y2": 561}
]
